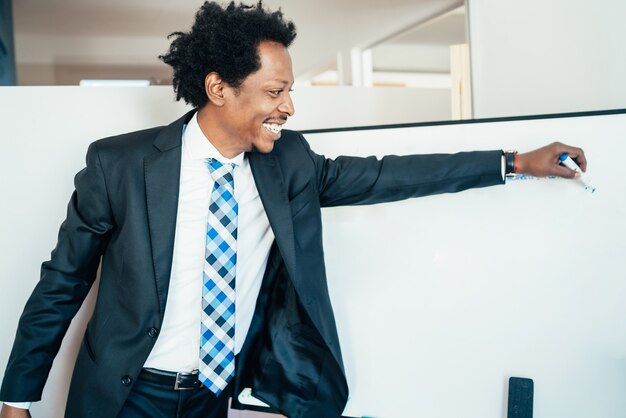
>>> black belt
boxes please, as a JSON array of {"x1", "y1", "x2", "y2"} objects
[{"x1": 139, "y1": 368, "x2": 202, "y2": 390}]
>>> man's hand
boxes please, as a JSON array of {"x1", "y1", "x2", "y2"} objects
[
  {"x1": 0, "y1": 404, "x2": 31, "y2": 418},
  {"x1": 516, "y1": 142, "x2": 587, "y2": 178}
]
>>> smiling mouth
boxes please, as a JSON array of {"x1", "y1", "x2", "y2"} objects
[{"x1": 263, "y1": 123, "x2": 283, "y2": 134}]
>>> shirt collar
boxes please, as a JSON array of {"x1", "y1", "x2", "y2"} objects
[{"x1": 183, "y1": 112, "x2": 245, "y2": 167}]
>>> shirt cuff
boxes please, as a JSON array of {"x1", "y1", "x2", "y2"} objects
[{"x1": 3, "y1": 401, "x2": 32, "y2": 409}]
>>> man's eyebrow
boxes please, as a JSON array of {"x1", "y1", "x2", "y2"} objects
[{"x1": 267, "y1": 79, "x2": 292, "y2": 86}]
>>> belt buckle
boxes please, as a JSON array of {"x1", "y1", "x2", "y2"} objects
[{"x1": 174, "y1": 370, "x2": 198, "y2": 391}]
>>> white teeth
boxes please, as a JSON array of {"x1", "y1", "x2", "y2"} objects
[{"x1": 263, "y1": 123, "x2": 283, "y2": 134}]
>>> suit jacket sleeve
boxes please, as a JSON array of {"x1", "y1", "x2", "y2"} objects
[
  {"x1": 295, "y1": 132, "x2": 505, "y2": 207},
  {"x1": 1, "y1": 141, "x2": 114, "y2": 402}
]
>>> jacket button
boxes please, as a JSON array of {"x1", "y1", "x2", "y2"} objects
[
  {"x1": 147, "y1": 327, "x2": 159, "y2": 338},
  {"x1": 121, "y1": 376, "x2": 132, "y2": 386}
]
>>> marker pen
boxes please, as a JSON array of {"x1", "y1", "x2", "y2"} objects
[{"x1": 559, "y1": 153, "x2": 595, "y2": 193}]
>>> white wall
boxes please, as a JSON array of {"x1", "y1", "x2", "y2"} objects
[
  {"x1": 290, "y1": 86, "x2": 451, "y2": 129},
  {"x1": 468, "y1": 0, "x2": 626, "y2": 118}
]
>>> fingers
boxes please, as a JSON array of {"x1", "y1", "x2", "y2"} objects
[
  {"x1": 572, "y1": 151, "x2": 587, "y2": 172},
  {"x1": 552, "y1": 164, "x2": 578, "y2": 179},
  {"x1": 554, "y1": 142, "x2": 587, "y2": 172}
]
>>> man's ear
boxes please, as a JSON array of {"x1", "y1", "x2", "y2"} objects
[{"x1": 204, "y1": 72, "x2": 225, "y2": 106}]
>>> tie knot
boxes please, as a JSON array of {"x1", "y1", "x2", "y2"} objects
[{"x1": 207, "y1": 158, "x2": 236, "y2": 185}]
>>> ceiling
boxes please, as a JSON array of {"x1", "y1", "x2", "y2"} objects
[{"x1": 12, "y1": 0, "x2": 466, "y2": 81}]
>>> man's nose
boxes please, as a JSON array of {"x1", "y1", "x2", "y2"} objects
[{"x1": 278, "y1": 92, "x2": 295, "y2": 117}]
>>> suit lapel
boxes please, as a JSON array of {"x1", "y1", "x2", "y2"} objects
[
  {"x1": 248, "y1": 152, "x2": 297, "y2": 281},
  {"x1": 144, "y1": 111, "x2": 194, "y2": 313}
]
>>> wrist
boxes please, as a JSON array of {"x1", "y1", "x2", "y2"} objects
[
  {"x1": 515, "y1": 152, "x2": 528, "y2": 174},
  {"x1": 1, "y1": 403, "x2": 31, "y2": 418}
]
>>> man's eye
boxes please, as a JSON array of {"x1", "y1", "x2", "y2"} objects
[{"x1": 269, "y1": 90, "x2": 282, "y2": 95}]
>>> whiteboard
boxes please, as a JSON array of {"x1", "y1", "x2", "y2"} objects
[
  {"x1": 305, "y1": 111, "x2": 626, "y2": 418},
  {"x1": 0, "y1": 87, "x2": 624, "y2": 418}
]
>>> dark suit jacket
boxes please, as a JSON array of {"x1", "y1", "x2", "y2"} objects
[{"x1": 1, "y1": 111, "x2": 504, "y2": 418}]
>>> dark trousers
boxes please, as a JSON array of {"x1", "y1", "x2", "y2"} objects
[{"x1": 117, "y1": 371, "x2": 231, "y2": 418}]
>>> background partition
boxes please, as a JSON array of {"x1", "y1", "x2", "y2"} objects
[{"x1": 306, "y1": 110, "x2": 626, "y2": 417}]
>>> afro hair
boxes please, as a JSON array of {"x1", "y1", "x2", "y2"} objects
[{"x1": 160, "y1": 1, "x2": 297, "y2": 109}]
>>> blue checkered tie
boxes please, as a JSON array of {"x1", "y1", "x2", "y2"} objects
[{"x1": 199, "y1": 159, "x2": 237, "y2": 395}]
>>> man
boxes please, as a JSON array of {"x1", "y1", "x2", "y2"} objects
[{"x1": 0, "y1": 2, "x2": 586, "y2": 418}]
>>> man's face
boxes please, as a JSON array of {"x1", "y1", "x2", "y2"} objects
[{"x1": 221, "y1": 40, "x2": 295, "y2": 155}]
